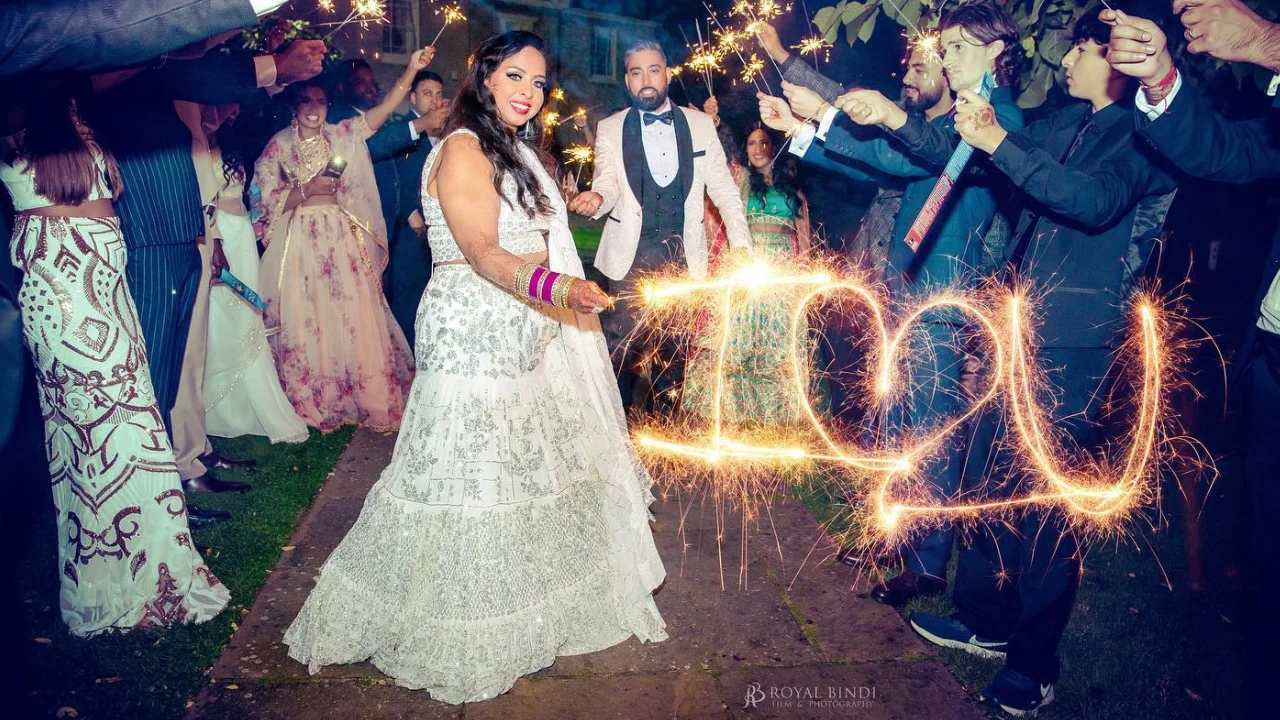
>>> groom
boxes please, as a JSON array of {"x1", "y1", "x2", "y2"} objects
[{"x1": 570, "y1": 39, "x2": 751, "y2": 412}]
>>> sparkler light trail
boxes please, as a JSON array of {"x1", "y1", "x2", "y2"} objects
[
  {"x1": 792, "y1": 36, "x2": 833, "y2": 63},
  {"x1": 628, "y1": 254, "x2": 1186, "y2": 553}
]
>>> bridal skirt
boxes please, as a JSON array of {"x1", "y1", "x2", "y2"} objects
[{"x1": 284, "y1": 264, "x2": 667, "y2": 703}]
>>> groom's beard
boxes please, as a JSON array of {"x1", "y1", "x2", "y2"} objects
[{"x1": 630, "y1": 86, "x2": 668, "y2": 113}]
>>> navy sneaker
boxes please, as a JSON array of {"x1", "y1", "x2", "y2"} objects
[
  {"x1": 980, "y1": 668, "x2": 1055, "y2": 717},
  {"x1": 909, "y1": 612, "x2": 1009, "y2": 660}
]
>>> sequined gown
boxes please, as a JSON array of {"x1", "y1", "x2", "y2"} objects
[
  {"x1": 0, "y1": 151, "x2": 229, "y2": 637},
  {"x1": 284, "y1": 129, "x2": 667, "y2": 704}
]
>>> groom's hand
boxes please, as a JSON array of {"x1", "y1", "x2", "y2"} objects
[{"x1": 569, "y1": 191, "x2": 604, "y2": 216}]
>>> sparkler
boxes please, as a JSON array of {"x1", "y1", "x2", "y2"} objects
[
  {"x1": 428, "y1": 2, "x2": 466, "y2": 46},
  {"x1": 739, "y1": 54, "x2": 766, "y2": 84},
  {"x1": 322, "y1": 0, "x2": 386, "y2": 41},
  {"x1": 562, "y1": 144, "x2": 594, "y2": 186},
  {"x1": 629, "y1": 254, "x2": 1185, "y2": 555},
  {"x1": 909, "y1": 31, "x2": 943, "y2": 66},
  {"x1": 550, "y1": 88, "x2": 566, "y2": 103}
]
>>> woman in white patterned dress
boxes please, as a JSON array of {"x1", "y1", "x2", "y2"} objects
[
  {"x1": 284, "y1": 32, "x2": 667, "y2": 703},
  {"x1": 1, "y1": 89, "x2": 229, "y2": 636}
]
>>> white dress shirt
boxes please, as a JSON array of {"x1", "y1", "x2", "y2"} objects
[{"x1": 640, "y1": 100, "x2": 679, "y2": 188}]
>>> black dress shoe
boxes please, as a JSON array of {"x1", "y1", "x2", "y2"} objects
[
  {"x1": 869, "y1": 570, "x2": 947, "y2": 606},
  {"x1": 183, "y1": 472, "x2": 251, "y2": 494},
  {"x1": 187, "y1": 505, "x2": 231, "y2": 527},
  {"x1": 200, "y1": 451, "x2": 257, "y2": 470}
]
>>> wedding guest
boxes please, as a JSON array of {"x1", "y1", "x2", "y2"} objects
[
  {"x1": 201, "y1": 103, "x2": 308, "y2": 444},
  {"x1": 907, "y1": 10, "x2": 1178, "y2": 714},
  {"x1": 683, "y1": 124, "x2": 825, "y2": 423},
  {"x1": 385, "y1": 69, "x2": 446, "y2": 348},
  {"x1": 93, "y1": 36, "x2": 326, "y2": 504},
  {"x1": 1107, "y1": 3, "x2": 1280, "y2": 712},
  {"x1": 328, "y1": 59, "x2": 439, "y2": 260},
  {"x1": 0, "y1": 84, "x2": 229, "y2": 636},
  {"x1": 759, "y1": 1, "x2": 1024, "y2": 605},
  {"x1": 252, "y1": 50, "x2": 435, "y2": 431}
]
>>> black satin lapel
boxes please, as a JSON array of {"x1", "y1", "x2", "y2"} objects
[
  {"x1": 622, "y1": 109, "x2": 644, "y2": 204},
  {"x1": 672, "y1": 106, "x2": 694, "y2": 201}
]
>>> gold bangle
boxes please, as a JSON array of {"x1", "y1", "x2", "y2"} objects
[
  {"x1": 553, "y1": 275, "x2": 576, "y2": 309},
  {"x1": 512, "y1": 262, "x2": 537, "y2": 297}
]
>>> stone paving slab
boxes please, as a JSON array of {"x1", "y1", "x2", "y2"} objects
[{"x1": 188, "y1": 429, "x2": 976, "y2": 719}]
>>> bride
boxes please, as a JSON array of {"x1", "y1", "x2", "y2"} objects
[{"x1": 284, "y1": 31, "x2": 667, "y2": 704}]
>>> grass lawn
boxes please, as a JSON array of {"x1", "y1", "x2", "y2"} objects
[
  {"x1": 13, "y1": 428, "x2": 355, "y2": 720},
  {"x1": 795, "y1": 465, "x2": 1246, "y2": 719}
]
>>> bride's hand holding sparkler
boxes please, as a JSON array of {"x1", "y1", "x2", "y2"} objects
[
  {"x1": 568, "y1": 279, "x2": 611, "y2": 314},
  {"x1": 756, "y1": 92, "x2": 801, "y2": 135},
  {"x1": 953, "y1": 89, "x2": 1007, "y2": 154},
  {"x1": 835, "y1": 89, "x2": 907, "y2": 130},
  {"x1": 409, "y1": 46, "x2": 436, "y2": 70},
  {"x1": 781, "y1": 81, "x2": 828, "y2": 122}
]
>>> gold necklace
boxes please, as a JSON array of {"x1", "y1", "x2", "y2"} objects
[{"x1": 293, "y1": 125, "x2": 331, "y2": 183}]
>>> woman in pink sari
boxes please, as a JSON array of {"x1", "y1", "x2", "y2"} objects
[{"x1": 253, "y1": 48, "x2": 433, "y2": 432}]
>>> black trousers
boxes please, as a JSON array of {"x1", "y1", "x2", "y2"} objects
[
  {"x1": 601, "y1": 233, "x2": 686, "y2": 413},
  {"x1": 954, "y1": 347, "x2": 1113, "y2": 684},
  {"x1": 1243, "y1": 333, "x2": 1280, "y2": 711}
]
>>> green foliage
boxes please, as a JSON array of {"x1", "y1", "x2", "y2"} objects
[{"x1": 240, "y1": 16, "x2": 344, "y2": 63}]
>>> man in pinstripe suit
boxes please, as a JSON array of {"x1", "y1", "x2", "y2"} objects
[{"x1": 93, "y1": 37, "x2": 325, "y2": 497}]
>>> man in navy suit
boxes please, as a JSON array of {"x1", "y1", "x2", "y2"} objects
[{"x1": 385, "y1": 69, "x2": 447, "y2": 349}]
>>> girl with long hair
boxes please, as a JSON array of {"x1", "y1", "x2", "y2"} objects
[
  {"x1": 251, "y1": 49, "x2": 435, "y2": 432},
  {"x1": 285, "y1": 31, "x2": 667, "y2": 704},
  {"x1": 0, "y1": 85, "x2": 229, "y2": 636}
]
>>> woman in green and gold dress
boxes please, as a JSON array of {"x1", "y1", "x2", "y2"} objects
[{"x1": 682, "y1": 124, "x2": 827, "y2": 425}]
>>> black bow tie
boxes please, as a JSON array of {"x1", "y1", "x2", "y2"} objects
[{"x1": 643, "y1": 111, "x2": 673, "y2": 126}]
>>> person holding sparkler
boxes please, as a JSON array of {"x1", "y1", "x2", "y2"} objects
[
  {"x1": 569, "y1": 39, "x2": 752, "y2": 413},
  {"x1": 758, "y1": 1, "x2": 1025, "y2": 606},
  {"x1": 284, "y1": 31, "x2": 667, "y2": 704},
  {"x1": 251, "y1": 48, "x2": 436, "y2": 432},
  {"x1": 904, "y1": 10, "x2": 1179, "y2": 715},
  {"x1": 1106, "y1": 2, "x2": 1280, "y2": 712}
]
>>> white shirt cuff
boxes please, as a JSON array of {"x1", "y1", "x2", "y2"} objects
[
  {"x1": 815, "y1": 106, "x2": 839, "y2": 141},
  {"x1": 1135, "y1": 70, "x2": 1182, "y2": 121},
  {"x1": 251, "y1": 0, "x2": 288, "y2": 16},
  {"x1": 253, "y1": 55, "x2": 277, "y2": 89},
  {"x1": 407, "y1": 120, "x2": 420, "y2": 142},
  {"x1": 788, "y1": 123, "x2": 817, "y2": 157},
  {"x1": 1268, "y1": 73, "x2": 1280, "y2": 97}
]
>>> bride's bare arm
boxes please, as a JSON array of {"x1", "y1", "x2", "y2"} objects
[
  {"x1": 434, "y1": 134, "x2": 523, "y2": 286},
  {"x1": 434, "y1": 134, "x2": 610, "y2": 313}
]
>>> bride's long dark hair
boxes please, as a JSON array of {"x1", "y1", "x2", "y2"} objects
[{"x1": 443, "y1": 31, "x2": 552, "y2": 218}]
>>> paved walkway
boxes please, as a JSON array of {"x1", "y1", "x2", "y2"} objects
[{"x1": 187, "y1": 429, "x2": 982, "y2": 719}]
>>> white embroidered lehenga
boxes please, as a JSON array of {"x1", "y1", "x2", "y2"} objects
[{"x1": 284, "y1": 129, "x2": 668, "y2": 703}]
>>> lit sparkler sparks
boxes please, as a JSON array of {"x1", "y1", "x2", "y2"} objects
[
  {"x1": 629, "y1": 255, "x2": 1187, "y2": 554},
  {"x1": 428, "y1": 2, "x2": 466, "y2": 46},
  {"x1": 910, "y1": 31, "x2": 943, "y2": 66},
  {"x1": 541, "y1": 110, "x2": 561, "y2": 131},
  {"x1": 792, "y1": 36, "x2": 832, "y2": 63},
  {"x1": 739, "y1": 54, "x2": 766, "y2": 83},
  {"x1": 550, "y1": 88, "x2": 566, "y2": 102},
  {"x1": 318, "y1": 0, "x2": 335, "y2": 12},
  {"x1": 562, "y1": 144, "x2": 594, "y2": 185},
  {"x1": 322, "y1": 0, "x2": 387, "y2": 41}
]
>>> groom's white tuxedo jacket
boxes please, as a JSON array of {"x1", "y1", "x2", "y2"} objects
[{"x1": 589, "y1": 105, "x2": 752, "y2": 281}]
